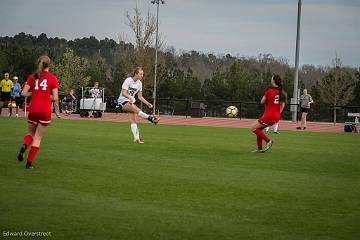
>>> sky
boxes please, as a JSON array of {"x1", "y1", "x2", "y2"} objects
[{"x1": 0, "y1": 0, "x2": 359, "y2": 67}]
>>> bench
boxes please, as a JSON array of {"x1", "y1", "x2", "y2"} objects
[{"x1": 345, "y1": 112, "x2": 360, "y2": 133}]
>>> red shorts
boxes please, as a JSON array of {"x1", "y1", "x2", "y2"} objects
[
  {"x1": 258, "y1": 115, "x2": 279, "y2": 127},
  {"x1": 28, "y1": 112, "x2": 52, "y2": 126}
]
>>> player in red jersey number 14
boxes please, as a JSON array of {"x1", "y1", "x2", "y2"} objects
[{"x1": 17, "y1": 55, "x2": 59, "y2": 169}]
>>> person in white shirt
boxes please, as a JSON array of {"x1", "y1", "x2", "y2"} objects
[
  {"x1": 118, "y1": 67, "x2": 159, "y2": 143},
  {"x1": 89, "y1": 82, "x2": 101, "y2": 98}
]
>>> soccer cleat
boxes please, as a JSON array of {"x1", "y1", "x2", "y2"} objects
[
  {"x1": 134, "y1": 139, "x2": 144, "y2": 144},
  {"x1": 303, "y1": 127, "x2": 306, "y2": 130},
  {"x1": 17, "y1": 144, "x2": 27, "y2": 162},
  {"x1": 252, "y1": 149, "x2": 264, "y2": 153},
  {"x1": 296, "y1": 127, "x2": 301, "y2": 130},
  {"x1": 153, "y1": 116, "x2": 160, "y2": 125},
  {"x1": 149, "y1": 115, "x2": 160, "y2": 125},
  {"x1": 263, "y1": 140, "x2": 274, "y2": 152},
  {"x1": 273, "y1": 131, "x2": 280, "y2": 134},
  {"x1": 25, "y1": 163, "x2": 33, "y2": 169}
]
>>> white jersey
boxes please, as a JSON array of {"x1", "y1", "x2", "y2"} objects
[{"x1": 118, "y1": 77, "x2": 142, "y2": 104}]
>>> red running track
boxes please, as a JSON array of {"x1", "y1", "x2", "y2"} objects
[{"x1": 1, "y1": 109, "x2": 344, "y2": 133}]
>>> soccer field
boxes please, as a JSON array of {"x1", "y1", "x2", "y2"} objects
[{"x1": 1, "y1": 117, "x2": 359, "y2": 240}]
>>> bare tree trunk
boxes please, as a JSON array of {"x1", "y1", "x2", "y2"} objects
[{"x1": 333, "y1": 106, "x2": 336, "y2": 125}]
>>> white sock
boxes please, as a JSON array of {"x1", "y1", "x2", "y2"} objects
[
  {"x1": 265, "y1": 127, "x2": 269, "y2": 132},
  {"x1": 136, "y1": 125, "x2": 140, "y2": 140},
  {"x1": 274, "y1": 123, "x2": 279, "y2": 132},
  {"x1": 138, "y1": 111, "x2": 149, "y2": 120},
  {"x1": 131, "y1": 123, "x2": 138, "y2": 140}
]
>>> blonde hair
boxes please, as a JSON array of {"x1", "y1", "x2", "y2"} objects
[{"x1": 34, "y1": 55, "x2": 51, "y2": 79}]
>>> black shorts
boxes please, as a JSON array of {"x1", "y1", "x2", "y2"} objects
[
  {"x1": 119, "y1": 101, "x2": 129, "y2": 108},
  {"x1": 300, "y1": 107, "x2": 310, "y2": 113},
  {"x1": 1, "y1": 92, "x2": 11, "y2": 102},
  {"x1": 14, "y1": 96, "x2": 22, "y2": 107}
]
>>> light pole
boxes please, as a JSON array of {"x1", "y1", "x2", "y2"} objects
[
  {"x1": 151, "y1": 0, "x2": 165, "y2": 115},
  {"x1": 292, "y1": 0, "x2": 302, "y2": 122}
]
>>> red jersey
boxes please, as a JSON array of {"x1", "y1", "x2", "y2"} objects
[
  {"x1": 26, "y1": 71, "x2": 59, "y2": 114},
  {"x1": 263, "y1": 87, "x2": 281, "y2": 119}
]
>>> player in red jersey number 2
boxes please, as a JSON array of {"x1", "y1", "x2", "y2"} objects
[
  {"x1": 251, "y1": 74, "x2": 287, "y2": 153},
  {"x1": 17, "y1": 55, "x2": 59, "y2": 169}
]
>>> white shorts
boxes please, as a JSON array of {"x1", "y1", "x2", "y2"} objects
[{"x1": 118, "y1": 97, "x2": 135, "y2": 107}]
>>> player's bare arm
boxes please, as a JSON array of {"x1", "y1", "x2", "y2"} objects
[
  {"x1": 21, "y1": 84, "x2": 32, "y2": 97},
  {"x1": 280, "y1": 102, "x2": 285, "y2": 113},
  {"x1": 52, "y1": 88, "x2": 59, "y2": 102},
  {"x1": 137, "y1": 91, "x2": 152, "y2": 108},
  {"x1": 260, "y1": 96, "x2": 266, "y2": 104}
]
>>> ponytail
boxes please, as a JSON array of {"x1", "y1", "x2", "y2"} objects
[
  {"x1": 34, "y1": 55, "x2": 51, "y2": 79},
  {"x1": 272, "y1": 74, "x2": 287, "y2": 103}
]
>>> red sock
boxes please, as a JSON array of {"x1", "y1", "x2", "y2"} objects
[
  {"x1": 27, "y1": 146, "x2": 39, "y2": 164},
  {"x1": 23, "y1": 134, "x2": 33, "y2": 148},
  {"x1": 256, "y1": 135, "x2": 263, "y2": 150},
  {"x1": 254, "y1": 129, "x2": 270, "y2": 142}
]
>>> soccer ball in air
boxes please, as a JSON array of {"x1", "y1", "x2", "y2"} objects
[{"x1": 226, "y1": 106, "x2": 238, "y2": 118}]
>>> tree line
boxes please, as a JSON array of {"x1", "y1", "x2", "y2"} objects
[{"x1": 0, "y1": 32, "x2": 359, "y2": 109}]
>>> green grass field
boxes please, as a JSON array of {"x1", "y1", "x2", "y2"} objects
[{"x1": 1, "y1": 117, "x2": 359, "y2": 240}]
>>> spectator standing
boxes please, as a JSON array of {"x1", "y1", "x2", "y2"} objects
[
  {"x1": 296, "y1": 89, "x2": 314, "y2": 130},
  {"x1": 0, "y1": 73, "x2": 13, "y2": 116},
  {"x1": 10, "y1": 76, "x2": 22, "y2": 117}
]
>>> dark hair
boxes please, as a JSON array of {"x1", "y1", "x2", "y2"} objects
[
  {"x1": 133, "y1": 67, "x2": 143, "y2": 76},
  {"x1": 272, "y1": 74, "x2": 287, "y2": 102},
  {"x1": 34, "y1": 55, "x2": 51, "y2": 79}
]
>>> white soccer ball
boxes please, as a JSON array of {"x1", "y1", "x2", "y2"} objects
[{"x1": 226, "y1": 106, "x2": 238, "y2": 118}]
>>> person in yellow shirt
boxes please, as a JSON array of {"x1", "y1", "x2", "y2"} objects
[{"x1": 0, "y1": 73, "x2": 13, "y2": 116}]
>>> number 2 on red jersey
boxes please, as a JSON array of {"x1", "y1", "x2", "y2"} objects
[{"x1": 274, "y1": 95, "x2": 279, "y2": 104}]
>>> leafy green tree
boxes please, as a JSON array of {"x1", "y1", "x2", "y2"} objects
[
  {"x1": 202, "y1": 71, "x2": 227, "y2": 100},
  {"x1": 351, "y1": 69, "x2": 360, "y2": 105},
  {"x1": 225, "y1": 61, "x2": 250, "y2": 101},
  {"x1": 86, "y1": 57, "x2": 107, "y2": 88},
  {"x1": 52, "y1": 48, "x2": 91, "y2": 94},
  {"x1": 202, "y1": 61, "x2": 251, "y2": 101},
  {"x1": 110, "y1": 62, "x2": 128, "y2": 96}
]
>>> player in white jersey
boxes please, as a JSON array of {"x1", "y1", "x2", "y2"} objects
[{"x1": 118, "y1": 67, "x2": 159, "y2": 143}]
